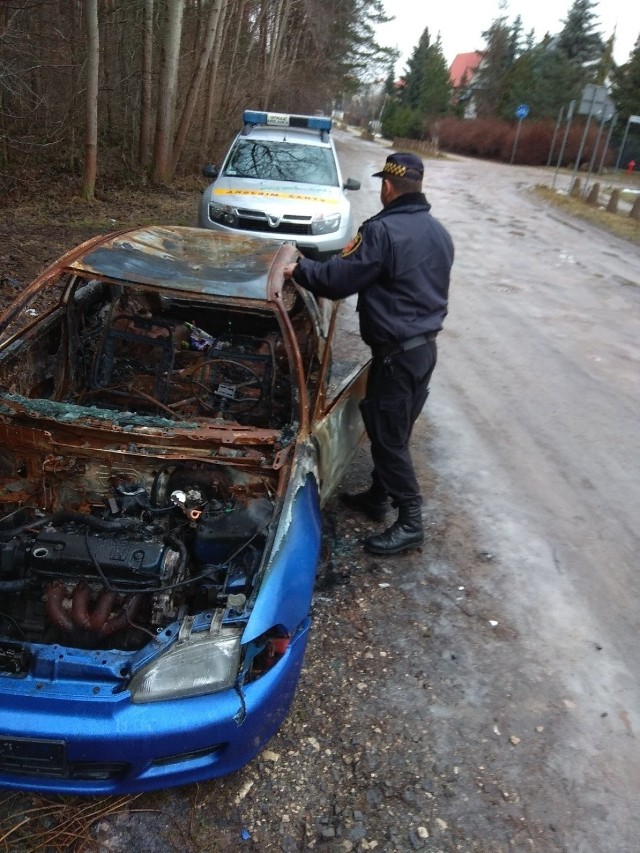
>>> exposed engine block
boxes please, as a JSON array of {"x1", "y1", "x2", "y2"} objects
[{"x1": 0, "y1": 473, "x2": 273, "y2": 650}]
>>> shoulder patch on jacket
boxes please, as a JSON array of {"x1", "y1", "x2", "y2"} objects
[{"x1": 341, "y1": 232, "x2": 362, "y2": 257}]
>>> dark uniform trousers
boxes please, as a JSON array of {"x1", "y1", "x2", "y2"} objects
[{"x1": 359, "y1": 340, "x2": 436, "y2": 507}]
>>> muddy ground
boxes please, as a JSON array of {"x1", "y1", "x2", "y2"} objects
[{"x1": 0, "y1": 139, "x2": 638, "y2": 852}]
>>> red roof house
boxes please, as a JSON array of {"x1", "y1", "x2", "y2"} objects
[
  {"x1": 449, "y1": 51, "x2": 483, "y2": 118},
  {"x1": 449, "y1": 51, "x2": 483, "y2": 88}
]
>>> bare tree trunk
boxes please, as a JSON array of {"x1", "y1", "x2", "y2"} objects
[
  {"x1": 100, "y1": 0, "x2": 113, "y2": 135},
  {"x1": 152, "y1": 0, "x2": 184, "y2": 185},
  {"x1": 69, "y1": 0, "x2": 84, "y2": 168},
  {"x1": 0, "y1": 4, "x2": 8, "y2": 165},
  {"x1": 263, "y1": 0, "x2": 293, "y2": 106},
  {"x1": 198, "y1": 0, "x2": 230, "y2": 162},
  {"x1": 169, "y1": 0, "x2": 223, "y2": 176},
  {"x1": 257, "y1": 0, "x2": 268, "y2": 104},
  {"x1": 82, "y1": 0, "x2": 99, "y2": 200},
  {"x1": 220, "y1": 0, "x2": 247, "y2": 110},
  {"x1": 221, "y1": 0, "x2": 264, "y2": 115},
  {"x1": 138, "y1": 0, "x2": 154, "y2": 167}
]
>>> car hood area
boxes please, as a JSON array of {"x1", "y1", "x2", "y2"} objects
[{"x1": 210, "y1": 177, "x2": 348, "y2": 216}]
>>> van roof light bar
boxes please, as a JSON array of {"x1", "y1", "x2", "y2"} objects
[{"x1": 242, "y1": 110, "x2": 332, "y2": 140}]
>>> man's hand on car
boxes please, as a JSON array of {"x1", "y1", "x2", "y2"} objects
[{"x1": 283, "y1": 263, "x2": 297, "y2": 280}]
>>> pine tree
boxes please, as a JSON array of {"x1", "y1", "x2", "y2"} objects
[
  {"x1": 335, "y1": 0, "x2": 396, "y2": 84},
  {"x1": 500, "y1": 38, "x2": 583, "y2": 120},
  {"x1": 422, "y1": 35, "x2": 452, "y2": 117},
  {"x1": 401, "y1": 28, "x2": 432, "y2": 111},
  {"x1": 593, "y1": 32, "x2": 616, "y2": 85},
  {"x1": 399, "y1": 28, "x2": 451, "y2": 118},
  {"x1": 611, "y1": 35, "x2": 640, "y2": 120},
  {"x1": 556, "y1": 0, "x2": 604, "y2": 72},
  {"x1": 473, "y1": 17, "x2": 514, "y2": 117},
  {"x1": 508, "y1": 15, "x2": 525, "y2": 64}
]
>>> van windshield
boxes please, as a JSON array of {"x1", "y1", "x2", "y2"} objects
[{"x1": 223, "y1": 140, "x2": 339, "y2": 186}]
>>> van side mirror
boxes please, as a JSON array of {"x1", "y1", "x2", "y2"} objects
[{"x1": 343, "y1": 178, "x2": 360, "y2": 191}]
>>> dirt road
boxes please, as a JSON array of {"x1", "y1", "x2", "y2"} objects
[
  {"x1": 1, "y1": 134, "x2": 639, "y2": 852},
  {"x1": 340, "y1": 132, "x2": 640, "y2": 850}
]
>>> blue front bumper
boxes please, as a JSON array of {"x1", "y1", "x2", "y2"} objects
[{"x1": 0, "y1": 619, "x2": 310, "y2": 794}]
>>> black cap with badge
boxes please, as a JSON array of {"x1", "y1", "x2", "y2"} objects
[{"x1": 372, "y1": 151, "x2": 424, "y2": 180}]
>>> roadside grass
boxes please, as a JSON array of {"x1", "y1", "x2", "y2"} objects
[
  {"x1": 620, "y1": 189, "x2": 640, "y2": 204},
  {"x1": 8, "y1": 180, "x2": 199, "y2": 231},
  {"x1": 1, "y1": 178, "x2": 202, "y2": 287},
  {"x1": 532, "y1": 181, "x2": 640, "y2": 247}
]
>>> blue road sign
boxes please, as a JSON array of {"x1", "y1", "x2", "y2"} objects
[{"x1": 515, "y1": 104, "x2": 529, "y2": 120}]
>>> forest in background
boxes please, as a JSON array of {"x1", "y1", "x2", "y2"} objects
[
  {"x1": 376, "y1": 0, "x2": 640, "y2": 166},
  {"x1": 0, "y1": 0, "x2": 394, "y2": 199},
  {"x1": 1, "y1": 0, "x2": 639, "y2": 200}
]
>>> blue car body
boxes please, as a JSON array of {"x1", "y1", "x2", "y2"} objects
[{"x1": 0, "y1": 227, "x2": 368, "y2": 793}]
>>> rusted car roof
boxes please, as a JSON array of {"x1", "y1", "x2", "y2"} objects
[{"x1": 68, "y1": 226, "x2": 292, "y2": 299}]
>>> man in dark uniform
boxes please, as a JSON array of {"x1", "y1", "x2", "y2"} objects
[{"x1": 283, "y1": 151, "x2": 454, "y2": 555}]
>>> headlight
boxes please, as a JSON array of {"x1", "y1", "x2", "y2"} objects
[
  {"x1": 129, "y1": 628, "x2": 241, "y2": 703},
  {"x1": 311, "y1": 212, "x2": 341, "y2": 235},
  {"x1": 208, "y1": 201, "x2": 239, "y2": 227}
]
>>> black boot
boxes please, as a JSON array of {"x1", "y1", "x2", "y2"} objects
[
  {"x1": 340, "y1": 487, "x2": 389, "y2": 522},
  {"x1": 364, "y1": 502, "x2": 424, "y2": 555}
]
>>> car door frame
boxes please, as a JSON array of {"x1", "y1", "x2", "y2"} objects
[{"x1": 309, "y1": 299, "x2": 370, "y2": 504}]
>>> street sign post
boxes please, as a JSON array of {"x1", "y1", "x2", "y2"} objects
[
  {"x1": 572, "y1": 85, "x2": 602, "y2": 183},
  {"x1": 510, "y1": 104, "x2": 530, "y2": 164},
  {"x1": 552, "y1": 100, "x2": 576, "y2": 189}
]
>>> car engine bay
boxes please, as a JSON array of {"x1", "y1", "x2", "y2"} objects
[
  {"x1": 0, "y1": 456, "x2": 277, "y2": 654},
  {"x1": 0, "y1": 274, "x2": 321, "y2": 659}
]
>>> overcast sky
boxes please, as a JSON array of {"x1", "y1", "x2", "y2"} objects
[{"x1": 376, "y1": 0, "x2": 640, "y2": 72}]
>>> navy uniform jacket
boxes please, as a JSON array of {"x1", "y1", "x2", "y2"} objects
[{"x1": 291, "y1": 192, "x2": 454, "y2": 349}]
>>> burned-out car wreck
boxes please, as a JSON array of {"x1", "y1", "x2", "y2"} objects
[{"x1": 0, "y1": 226, "x2": 369, "y2": 793}]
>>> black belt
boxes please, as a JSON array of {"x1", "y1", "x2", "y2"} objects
[{"x1": 372, "y1": 333, "x2": 437, "y2": 359}]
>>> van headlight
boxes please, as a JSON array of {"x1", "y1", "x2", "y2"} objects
[
  {"x1": 311, "y1": 212, "x2": 341, "y2": 235},
  {"x1": 208, "y1": 201, "x2": 239, "y2": 227},
  {"x1": 129, "y1": 629, "x2": 241, "y2": 703}
]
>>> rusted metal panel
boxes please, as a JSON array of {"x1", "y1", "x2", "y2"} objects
[
  {"x1": 0, "y1": 410, "x2": 286, "y2": 467},
  {"x1": 312, "y1": 367, "x2": 369, "y2": 504},
  {"x1": 68, "y1": 227, "x2": 294, "y2": 299}
]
